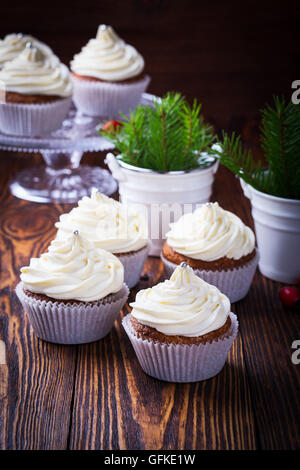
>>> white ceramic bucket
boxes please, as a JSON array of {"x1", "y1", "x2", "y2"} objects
[
  {"x1": 240, "y1": 180, "x2": 300, "y2": 283},
  {"x1": 106, "y1": 153, "x2": 219, "y2": 256}
]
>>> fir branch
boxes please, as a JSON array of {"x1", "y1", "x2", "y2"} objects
[
  {"x1": 160, "y1": 108, "x2": 168, "y2": 171},
  {"x1": 183, "y1": 102, "x2": 194, "y2": 159},
  {"x1": 100, "y1": 92, "x2": 216, "y2": 172},
  {"x1": 212, "y1": 132, "x2": 267, "y2": 193},
  {"x1": 212, "y1": 96, "x2": 300, "y2": 200},
  {"x1": 260, "y1": 96, "x2": 300, "y2": 199}
]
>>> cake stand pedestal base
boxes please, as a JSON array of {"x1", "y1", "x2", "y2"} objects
[{"x1": 9, "y1": 164, "x2": 118, "y2": 203}]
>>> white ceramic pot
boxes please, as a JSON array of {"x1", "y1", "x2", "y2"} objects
[
  {"x1": 240, "y1": 180, "x2": 300, "y2": 283},
  {"x1": 106, "y1": 153, "x2": 219, "y2": 256}
]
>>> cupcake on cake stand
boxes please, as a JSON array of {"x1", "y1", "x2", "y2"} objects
[{"x1": 0, "y1": 93, "x2": 158, "y2": 203}]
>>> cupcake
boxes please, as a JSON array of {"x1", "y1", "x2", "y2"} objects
[
  {"x1": 70, "y1": 24, "x2": 150, "y2": 118},
  {"x1": 122, "y1": 262, "x2": 238, "y2": 382},
  {"x1": 161, "y1": 202, "x2": 258, "y2": 302},
  {"x1": 0, "y1": 43, "x2": 72, "y2": 136},
  {"x1": 0, "y1": 32, "x2": 57, "y2": 69},
  {"x1": 55, "y1": 188, "x2": 149, "y2": 288},
  {"x1": 16, "y1": 231, "x2": 129, "y2": 344}
]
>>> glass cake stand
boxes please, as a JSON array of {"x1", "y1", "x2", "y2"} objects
[{"x1": 0, "y1": 93, "x2": 156, "y2": 204}]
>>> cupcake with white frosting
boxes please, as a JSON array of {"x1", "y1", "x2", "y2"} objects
[
  {"x1": 0, "y1": 32, "x2": 57, "y2": 69},
  {"x1": 161, "y1": 202, "x2": 258, "y2": 302},
  {"x1": 55, "y1": 188, "x2": 149, "y2": 288},
  {"x1": 0, "y1": 43, "x2": 72, "y2": 136},
  {"x1": 122, "y1": 262, "x2": 238, "y2": 382},
  {"x1": 70, "y1": 24, "x2": 150, "y2": 117},
  {"x1": 16, "y1": 231, "x2": 129, "y2": 344}
]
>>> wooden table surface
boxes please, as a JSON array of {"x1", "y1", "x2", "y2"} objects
[{"x1": 0, "y1": 149, "x2": 299, "y2": 451}]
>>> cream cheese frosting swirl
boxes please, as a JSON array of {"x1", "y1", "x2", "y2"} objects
[
  {"x1": 70, "y1": 24, "x2": 145, "y2": 81},
  {"x1": 55, "y1": 188, "x2": 148, "y2": 254},
  {"x1": 0, "y1": 33, "x2": 57, "y2": 68},
  {"x1": 130, "y1": 263, "x2": 230, "y2": 337},
  {"x1": 0, "y1": 45, "x2": 72, "y2": 97},
  {"x1": 20, "y1": 231, "x2": 124, "y2": 302},
  {"x1": 166, "y1": 202, "x2": 255, "y2": 261}
]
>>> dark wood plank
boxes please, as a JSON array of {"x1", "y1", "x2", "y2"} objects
[
  {"x1": 69, "y1": 257, "x2": 257, "y2": 450},
  {"x1": 0, "y1": 0, "x2": 299, "y2": 449},
  {"x1": 0, "y1": 150, "x2": 299, "y2": 449},
  {"x1": 0, "y1": 191, "x2": 77, "y2": 450},
  {"x1": 214, "y1": 167, "x2": 300, "y2": 450},
  {"x1": 1, "y1": 157, "x2": 299, "y2": 449}
]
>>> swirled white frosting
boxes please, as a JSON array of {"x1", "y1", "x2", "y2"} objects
[
  {"x1": 20, "y1": 232, "x2": 124, "y2": 302},
  {"x1": 0, "y1": 33, "x2": 57, "y2": 68},
  {"x1": 130, "y1": 263, "x2": 230, "y2": 337},
  {"x1": 166, "y1": 202, "x2": 255, "y2": 261},
  {"x1": 0, "y1": 45, "x2": 72, "y2": 97},
  {"x1": 55, "y1": 188, "x2": 148, "y2": 254},
  {"x1": 70, "y1": 24, "x2": 145, "y2": 81}
]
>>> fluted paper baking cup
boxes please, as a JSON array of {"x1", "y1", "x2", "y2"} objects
[
  {"x1": 71, "y1": 75, "x2": 151, "y2": 118},
  {"x1": 122, "y1": 312, "x2": 238, "y2": 382},
  {"x1": 161, "y1": 252, "x2": 259, "y2": 303},
  {"x1": 117, "y1": 244, "x2": 149, "y2": 289},
  {"x1": 0, "y1": 96, "x2": 72, "y2": 136},
  {"x1": 16, "y1": 282, "x2": 129, "y2": 344}
]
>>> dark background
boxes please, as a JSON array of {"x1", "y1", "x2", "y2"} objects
[{"x1": 1, "y1": 0, "x2": 299, "y2": 138}]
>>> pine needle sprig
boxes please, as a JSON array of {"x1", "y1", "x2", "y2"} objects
[
  {"x1": 211, "y1": 96, "x2": 300, "y2": 199},
  {"x1": 260, "y1": 96, "x2": 300, "y2": 199},
  {"x1": 100, "y1": 92, "x2": 216, "y2": 172},
  {"x1": 212, "y1": 132, "x2": 269, "y2": 193}
]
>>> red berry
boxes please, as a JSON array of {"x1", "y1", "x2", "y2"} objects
[
  {"x1": 279, "y1": 286, "x2": 300, "y2": 308},
  {"x1": 102, "y1": 120, "x2": 122, "y2": 134}
]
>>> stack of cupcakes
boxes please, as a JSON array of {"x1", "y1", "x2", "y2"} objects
[
  {"x1": 11, "y1": 26, "x2": 259, "y2": 383},
  {"x1": 0, "y1": 25, "x2": 150, "y2": 135},
  {"x1": 16, "y1": 189, "x2": 149, "y2": 344}
]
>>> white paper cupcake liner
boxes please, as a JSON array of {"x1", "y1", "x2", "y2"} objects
[
  {"x1": 71, "y1": 74, "x2": 151, "y2": 118},
  {"x1": 122, "y1": 312, "x2": 238, "y2": 382},
  {"x1": 16, "y1": 282, "x2": 129, "y2": 344},
  {"x1": 0, "y1": 96, "x2": 72, "y2": 136},
  {"x1": 117, "y1": 244, "x2": 150, "y2": 289},
  {"x1": 161, "y1": 251, "x2": 259, "y2": 303}
]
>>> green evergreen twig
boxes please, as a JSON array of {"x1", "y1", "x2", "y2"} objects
[
  {"x1": 100, "y1": 92, "x2": 216, "y2": 172},
  {"x1": 212, "y1": 96, "x2": 300, "y2": 199}
]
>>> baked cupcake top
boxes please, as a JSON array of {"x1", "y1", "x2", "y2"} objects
[
  {"x1": 20, "y1": 231, "x2": 124, "y2": 302},
  {"x1": 166, "y1": 202, "x2": 255, "y2": 261},
  {"x1": 0, "y1": 33, "x2": 56, "y2": 68},
  {"x1": 130, "y1": 263, "x2": 230, "y2": 337},
  {"x1": 0, "y1": 44, "x2": 72, "y2": 97},
  {"x1": 70, "y1": 24, "x2": 145, "y2": 81},
  {"x1": 55, "y1": 188, "x2": 148, "y2": 254}
]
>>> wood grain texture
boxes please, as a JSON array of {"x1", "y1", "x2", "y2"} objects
[
  {"x1": 69, "y1": 258, "x2": 256, "y2": 450},
  {"x1": 0, "y1": 154, "x2": 299, "y2": 449},
  {"x1": 0, "y1": 0, "x2": 300, "y2": 447},
  {"x1": 0, "y1": 186, "x2": 77, "y2": 449},
  {"x1": 214, "y1": 167, "x2": 300, "y2": 450}
]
